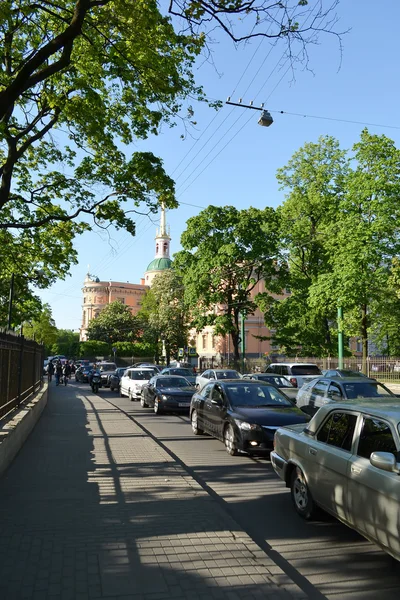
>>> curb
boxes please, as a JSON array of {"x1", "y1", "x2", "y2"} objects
[{"x1": 0, "y1": 383, "x2": 48, "y2": 477}]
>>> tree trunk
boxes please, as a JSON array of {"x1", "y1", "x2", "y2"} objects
[
  {"x1": 231, "y1": 310, "x2": 240, "y2": 368},
  {"x1": 361, "y1": 304, "x2": 368, "y2": 375},
  {"x1": 323, "y1": 317, "x2": 331, "y2": 349}
]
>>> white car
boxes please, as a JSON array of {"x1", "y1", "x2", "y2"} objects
[
  {"x1": 119, "y1": 368, "x2": 154, "y2": 401},
  {"x1": 195, "y1": 368, "x2": 241, "y2": 391}
]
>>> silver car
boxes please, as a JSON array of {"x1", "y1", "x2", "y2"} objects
[
  {"x1": 271, "y1": 400, "x2": 400, "y2": 562},
  {"x1": 195, "y1": 368, "x2": 241, "y2": 391}
]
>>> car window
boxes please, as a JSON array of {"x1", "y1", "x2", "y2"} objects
[
  {"x1": 357, "y1": 417, "x2": 397, "y2": 458},
  {"x1": 259, "y1": 375, "x2": 293, "y2": 388},
  {"x1": 291, "y1": 365, "x2": 321, "y2": 375},
  {"x1": 161, "y1": 369, "x2": 170, "y2": 374},
  {"x1": 325, "y1": 370, "x2": 335, "y2": 377},
  {"x1": 211, "y1": 387, "x2": 224, "y2": 404},
  {"x1": 265, "y1": 365, "x2": 278, "y2": 374},
  {"x1": 170, "y1": 368, "x2": 193, "y2": 376},
  {"x1": 317, "y1": 412, "x2": 358, "y2": 451},
  {"x1": 343, "y1": 381, "x2": 394, "y2": 399},
  {"x1": 312, "y1": 380, "x2": 330, "y2": 396},
  {"x1": 130, "y1": 370, "x2": 153, "y2": 380},
  {"x1": 202, "y1": 371, "x2": 209, "y2": 379},
  {"x1": 201, "y1": 383, "x2": 214, "y2": 399},
  {"x1": 225, "y1": 383, "x2": 293, "y2": 408},
  {"x1": 215, "y1": 370, "x2": 240, "y2": 380},
  {"x1": 327, "y1": 382, "x2": 343, "y2": 399}
]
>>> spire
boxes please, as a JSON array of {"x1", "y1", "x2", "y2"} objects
[{"x1": 160, "y1": 202, "x2": 167, "y2": 237}]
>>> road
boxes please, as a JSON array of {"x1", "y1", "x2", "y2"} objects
[{"x1": 95, "y1": 383, "x2": 400, "y2": 600}]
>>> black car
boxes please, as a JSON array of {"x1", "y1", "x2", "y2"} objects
[
  {"x1": 109, "y1": 367, "x2": 127, "y2": 392},
  {"x1": 190, "y1": 379, "x2": 309, "y2": 456},
  {"x1": 75, "y1": 365, "x2": 93, "y2": 383},
  {"x1": 141, "y1": 375, "x2": 195, "y2": 414}
]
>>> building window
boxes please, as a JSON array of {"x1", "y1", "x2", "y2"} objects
[
  {"x1": 202, "y1": 335, "x2": 207, "y2": 350},
  {"x1": 117, "y1": 297, "x2": 125, "y2": 304}
]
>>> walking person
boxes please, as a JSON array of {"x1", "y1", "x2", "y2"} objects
[
  {"x1": 47, "y1": 360, "x2": 55, "y2": 383},
  {"x1": 63, "y1": 362, "x2": 72, "y2": 386},
  {"x1": 55, "y1": 360, "x2": 63, "y2": 386}
]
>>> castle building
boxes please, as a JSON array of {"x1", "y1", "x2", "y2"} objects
[{"x1": 80, "y1": 204, "x2": 173, "y2": 341}]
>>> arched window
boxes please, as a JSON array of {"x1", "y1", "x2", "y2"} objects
[
  {"x1": 163, "y1": 242, "x2": 168, "y2": 255},
  {"x1": 156, "y1": 243, "x2": 159, "y2": 254}
]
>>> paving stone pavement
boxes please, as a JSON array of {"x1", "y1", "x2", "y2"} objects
[{"x1": 0, "y1": 383, "x2": 308, "y2": 600}]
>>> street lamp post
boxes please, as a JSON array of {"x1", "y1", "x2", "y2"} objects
[
  {"x1": 226, "y1": 99, "x2": 273, "y2": 127},
  {"x1": 7, "y1": 272, "x2": 15, "y2": 330},
  {"x1": 337, "y1": 305, "x2": 344, "y2": 369}
]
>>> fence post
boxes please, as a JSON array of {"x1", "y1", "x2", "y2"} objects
[
  {"x1": 32, "y1": 343, "x2": 36, "y2": 393},
  {"x1": 17, "y1": 335, "x2": 25, "y2": 406}
]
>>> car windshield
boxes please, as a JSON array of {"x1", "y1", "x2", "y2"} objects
[
  {"x1": 225, "y1": 384, "x2": 293, "y2": 407},
  {"x1": 131, "y1": 371, "x2": 153, "y2": 380},
  {"x1": 157, "y1": 377, "x2": 189, "y2": 388},
  {"x1": 170, "y1": 368, "x2": 193, "y2": 376},
  {"x1": 117, "y1": 368, "x2": 126, "y2": 375},
  {"x1": 216, "y1": 370, "x2": 240, "y2": 380},
  {"x1": 99, "y1": 363, "x2": 116, "y2": 372},
  {"x1": 343, "y1": 381, "x2": 394, "y2": 399},
  {"x1": 291, "y1": 365, "x2": 321, "y2": 375}
]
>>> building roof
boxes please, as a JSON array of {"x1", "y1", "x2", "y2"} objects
[{"x1": 146, "y1": 257, "x2": 172, "y2": 272}]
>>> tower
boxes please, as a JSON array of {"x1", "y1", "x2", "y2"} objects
[{"x1": 144, "y1": 203, "x2": 172, "y2": 285}]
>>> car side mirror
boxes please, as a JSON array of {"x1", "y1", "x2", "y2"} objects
[
  {"x1": 211, "y1": 396, "x2": 223, "y2": 406},
  {"x1": 370, "y1": 451, "x2": 399, "y2": 473}
]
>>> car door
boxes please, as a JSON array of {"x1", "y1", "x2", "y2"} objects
[
  {"x1": 347, "y1": 415, "x2": 400, "y2": 555},
  {"x1": 121, "y1": 370, "x2": 131, "y2": 395},
  {"x1": 204, "y1": 384, "x2": 226, "y2": 439},
  {"x1": 198, "y1": 370, "x2": 209, "y2": 390},
  {"x1": 326, "y1": 381, "x2": 343, "y2": 403},
  {"x1": 196, "y1": 383, "x2": 214, "y2": 432},
  {"x1": 145, "y1": 377, "x2": 158, "y2": 407},
  {"x1": 305, "y1": 410, "x2": 358, "y2": 519},
  {"x1": 308, "y1": 379, "x2": 330, "y2": 413}
]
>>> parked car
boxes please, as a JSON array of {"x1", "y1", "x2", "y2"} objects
[
  {"x1": 296, "y1": 376, "x2": 396, "y2": 416},
  {"x1": 271, "y1": 399, "x2": 400, "y2": 562},
  {"x1": 75, "y1": 365, "x2": 93, "y2": 383},
  {"x1": 264, "y1": 363, "x2": 321, "y2": 388},
  {"x1": 108, "y1": 367, "x2": 127, "y2": 392},
  {"x1": 190, "y1": 379, "x2": 309, "y2": 456},
  {"x1": 242, "y1": 373, "x2": 297, "y2": 400},
  {"x1": 120, "y1": 368, "x2": 154, "y2": 400},
  {"x1": 195, "y1": 369, "x2": 241, "y2": 391},
  {"x1": 161, "y1": 367, "x2": 196, "y2": 385},
  {"x1": 140, "y1": 375, "x2": 195, "y2": 414},
  {"x1": 97, "y1": 362, "x2": 117, "y2": 387},
  {"x1": 134, "y1": 363, "x2": 161, "y2": 372},
  {"x1": 321, "y1": 369, "x2": 369, "y2": 378}
]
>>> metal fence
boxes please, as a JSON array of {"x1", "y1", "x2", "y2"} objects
[
  {"x1": 0, "y1": 332, "x2": 44, "y2": 420},
  {"x1": 201, "y1": 354, "x2": 400, "y2": 381}
]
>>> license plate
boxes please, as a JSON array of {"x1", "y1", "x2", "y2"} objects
[{"x1": 178, "y1": 402, "x2": 190, "y2": 407}]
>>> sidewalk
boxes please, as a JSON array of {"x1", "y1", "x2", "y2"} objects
[{"x1": 0, "y1": 383, "x2": 305, "y2": 600}]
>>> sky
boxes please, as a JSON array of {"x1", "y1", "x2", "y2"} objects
[{"x1": 37, "y1": 1, "x2": 400, "y2": 331}]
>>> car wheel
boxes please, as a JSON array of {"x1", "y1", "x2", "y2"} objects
[
  {"x1": 224, "y1": 424, "x2": 238, "y2": 456},
  {"x1": 290, "y1": 467, "x2": 316, "y2": 520},
  {"x1": 128, "y1": 389, "x2": 133, "y2": 402},
  {"x1": 140, "y1": 393, "x2": 148, "y2": 408},
  {"x1": 191, "y1": 410, "x2": 203, "y2": 435},
  {"x1": 154, "y1": 398, "x2": 163, "y2": 415}
]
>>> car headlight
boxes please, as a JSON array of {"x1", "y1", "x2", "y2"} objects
[
  {"x1": 161, "y1": 394, "x2": 169, "y2": 401},
  {"x1": 234, "y1": 420, "x2": 262, "y2": 431}
]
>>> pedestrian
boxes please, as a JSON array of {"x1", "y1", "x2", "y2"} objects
[
  {"x1": 47, "y1": 360, "x2": 55, "y2": 382},
  {"x1": 55, "y1": 360, "x2": 63, "y2": 386},
  {"x1": 63, "y1": 362, "x2": 72, "y2": 386}
]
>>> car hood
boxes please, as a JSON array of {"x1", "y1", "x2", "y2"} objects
[
  {"x1": 231, "y1": 406, "x2": 309, "y2": 426},
  {"x1": 157, "y1": 386, "x2": 195, "y2": 396}
]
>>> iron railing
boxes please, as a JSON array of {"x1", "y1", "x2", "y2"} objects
[{"x1": 0, "y1": 332, "x2": 44, "y2": 420}]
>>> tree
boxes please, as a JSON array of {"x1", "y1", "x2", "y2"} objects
[
  {"x1": 52, "y1": 329, "x2": 80, "y2": 358},
  {"x1": 23, "y1": 304, "x2": 58, "y2": 350},
  {"x1": 86, "y1": 301, "x2": 139, "y2": 344},
  {"x1": 142, "y1": 269, "x2": 188, "y2": 365},
  {"x1": 0, "y1": 1, "x2": 341, "y2": 319},
  {"x1": 174, "y1": 205, "x2": 281, "y2": 364},
  {"x1": 79, "y1": 340, "x2": 109, "y2": 358},
  {"x1": 256, "y1": 136, "x2": 348, "y2": 356},
  {"x1": 313, "y1": 130, "x2": 400, "y2": 367}
]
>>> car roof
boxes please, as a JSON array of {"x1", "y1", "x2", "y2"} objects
[
  {"x1": 156, "y1": 374, "x2": 188, "y2": 378},
  {"x1": 268, "y1": 362, "x2": 318, "y2": 367},
  {"x1": 216, "y1": 379, "x2": 275, "y2": 386},
  {"x1": 317, "y1": 376, "x2": 378, "y2": 383},
  {"x1": 128, "y1": 367, "x2": 155, "y2": 371},
  {"x1": 206, "y1": 369, "x2": 239, "y2": 372}
]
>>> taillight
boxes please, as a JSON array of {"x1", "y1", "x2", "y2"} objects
[{"x1": 289, "y1": 377, "x2": 297, "y2": 387}]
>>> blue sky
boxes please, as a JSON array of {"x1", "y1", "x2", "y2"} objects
[{"x1": 38, "y1": 1, "x2": 400, "y2": 330}]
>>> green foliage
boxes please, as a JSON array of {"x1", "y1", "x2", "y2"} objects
[
  {"x1": 86, "y1": 301, "x2": 138, "y2": 344},
  {"x1": 79, "y1": 340, "x2": 110, "y2": 359},
  {"x1": 175, "y1": 205, "x2": 281, "y2": 361},
  {"x1": 113, "y1": 341, "x2": 156, "y2": 358},
  {"x1": 142, "y1": 270, "x2": 188, "y2": 364},
  {"x1": 51, "y1": 329, "x2": 80, "y2": 358},
  {"x1": 23, "y1": 304, "x2": 58, "y2": 351}
]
